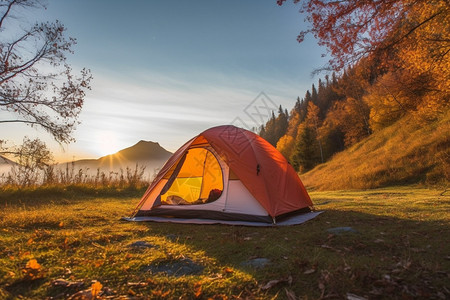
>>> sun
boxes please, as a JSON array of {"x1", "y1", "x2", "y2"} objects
[{"x1": 97, "y1": 131, "x2": 120, "y2": 156}]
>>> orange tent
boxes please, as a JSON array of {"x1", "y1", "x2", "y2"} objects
[{"x1": 127, "y1": 125, "x2": 319, "y2": 226}]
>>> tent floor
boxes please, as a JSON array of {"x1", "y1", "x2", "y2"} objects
[{"x1": 122, "y1": 211, "x2": 323, "y2": 226}]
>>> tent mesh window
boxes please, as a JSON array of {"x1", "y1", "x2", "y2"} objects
[{"x1": 160, "y1": 148, "x2": 223, "y2": 205}]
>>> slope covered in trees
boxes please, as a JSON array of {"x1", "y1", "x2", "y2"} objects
[
  {"x1": 258, "y1": 61, "x2": 448, "y2": 187},
  {"x1": 258, "y1": 0, "x2": 449, "y2": 188}
]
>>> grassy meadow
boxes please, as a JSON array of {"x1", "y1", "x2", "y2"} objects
[{"x1": 0, "y1": 186, "x2": 449, "y2": 299}]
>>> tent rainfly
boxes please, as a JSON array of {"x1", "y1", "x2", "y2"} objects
[{"x1": 124, "y1": 125, "x2": 321, "y2": 226}]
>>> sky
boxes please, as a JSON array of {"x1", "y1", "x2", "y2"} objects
[{"x1": 2, "y1": 0, "x2": 328, "y2": 162}]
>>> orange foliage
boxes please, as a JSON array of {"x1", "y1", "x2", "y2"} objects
[
  {"x1": 322, "y1": 98, "x2": 371, "y2": 146},
  {"x1": 279, "y1": 0, "x2": 449, "y2": 73},
  {"x1": 22, "y1": 259, "x2": 43, "y2": 280},
  {"x1": 276, "y1": 135, "x2": 295, "y2": 160},
  {"x1": 91, "y1": 281, "x2": 103, "y2": 298}
]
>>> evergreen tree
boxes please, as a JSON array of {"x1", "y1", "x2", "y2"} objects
[
  {"x1": 311, "y1": 84, "x2": 318, "y2": 105},
  {"x1": 290, "y1": 124, "x2": 319, "y2": 172},
  {"x1": 274, "y1": 105, "x2": 289, "y2": 144}
]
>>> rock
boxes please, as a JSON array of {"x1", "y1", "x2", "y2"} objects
[
  {"x1": 128, "y1": 241, "x2": 158, "y2": 249},
  {"x1": 327, "y1": 227, "x2": 358, "y2": 234},
  {"x1": 165, "y1": 234, "x2": 179, "y2": 241},
  {"x1": 144, "y1": 258, "x2": 204, "y2": 277},
  {"x1": 241, "y1": 258, "x2": 270, "y2": 268}
]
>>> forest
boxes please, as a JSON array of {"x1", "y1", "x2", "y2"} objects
[{"x1": 261, "y1": 0, "x2": 449, "y2": 178}]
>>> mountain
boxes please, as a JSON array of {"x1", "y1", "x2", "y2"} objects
[
  {"x1": 60, "y1": 140, "x2": 172, "y2": 178},
  {"x1": 104, "y1": 140, "x2": 172, "y2": 162}
]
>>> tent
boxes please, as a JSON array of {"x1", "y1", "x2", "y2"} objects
[{"x1": 124, "y1": 125, "x2": 321, "y2": 226}]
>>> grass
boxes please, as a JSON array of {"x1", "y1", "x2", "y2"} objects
[
  {"x1": 302, "y1": 112, "x2": 450, "y2": 190},
  {"x1": 0, "y1": 186, "x2": 449, "y2": 299}
]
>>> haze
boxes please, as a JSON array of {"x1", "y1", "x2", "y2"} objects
[{"x1": 2, "y1": 0, "x2": 327, "y2": 162}]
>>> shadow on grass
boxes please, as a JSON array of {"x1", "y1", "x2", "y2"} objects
[
  {"x1": 2, "y1": 202, "x2": 448, "y2": 299},
  {"x1": 134, "y1": 209, "x2": 449, "y2": 299}
]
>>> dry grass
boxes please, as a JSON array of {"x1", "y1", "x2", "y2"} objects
[
  {"x1": 0, "y1": 186, "x2": 449, "y2": 299},
  {"x1": 0, "y1": 163, "x2": 150, "y2": 189},
  {"x1": 302, "y1": 112, "x2": 449, "y2": 190}
]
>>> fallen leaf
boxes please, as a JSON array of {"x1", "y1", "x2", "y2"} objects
[
  {"x1": 128, "y1": 289, "x2": 136, "y2": 296},
  {"x1": 94, "y1": 260, "x2": 104, "y2": 268},
  {"x1": 20, "y1": 251, "x2": 30, "y2": 257},
  {"x1": 261, "y1": 279, "x2": 282, "y2": 290},
  {"x1": 303, "y1": 268, "x2": 316, "y2": 275},
  {"x1": 91, "y1": 281, "x2": 102, "y2": 298},
  {"x1": 285, "y1": 288, "x2": 297, "y2": 300},
  {"x1": 194, "y1": 281, "x2": 202, "y2": 298},
  {"x1": 261, "y1": 276, "x2": 292, "y2": 290},
  {"x1": 26, "y1": 259, "x2": 41, "y2": 270},
  {"x1": 52, "y1": 278, "x2": 84, "y2": 288},
  {"x1": 346, "y1": 293, "x2": 368, "y2": 300},
  {"x1": 411, "y1": 247, "x2": 426, "y2": 253},
  {"x1": 152, "y1": 290, "x2": 170, "y2": 297},
  {"x1": 67, "y1": 289, "x2": 92, "y2": 300},
  {"x1": 127, "y1": 281, "x2": 148, "y2": 287}
]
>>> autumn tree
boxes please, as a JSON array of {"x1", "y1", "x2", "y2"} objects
[
  {"x1": 279, "y1": 0, "x2": 449, "y2": 125},
  {"x1": 7, "y1": 137, "x2": 53, "y2": 186},
  {"x1": 305, "y1": 101, "x2": 324, "y2": 163},
  {"x1": 278, "y1": 0, "x2": 448, "y2": 71},
  {"x1": 325, "y1": 64, "x2": 372, "y2": 142},
  {"x1": 0, "y1": 0, "x2": 92, "y2": 149},
  {"x1": 365, "y1": 1, "x2": 449, "y2": 124},
  {"x1": 276, "y1": 97, "x2": 310, "y2": 160}
]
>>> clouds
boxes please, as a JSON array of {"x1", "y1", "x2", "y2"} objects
[
  {"x1": 64, "y1": 64, "x2": 308, "y2": 158},
  {"x1": 2, "y1": 1, "x2": 329, "y2": 161}
]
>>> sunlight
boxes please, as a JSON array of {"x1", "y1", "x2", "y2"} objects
[{"x1": 97, "y1": 130, "x2": 120, "y2": 156}]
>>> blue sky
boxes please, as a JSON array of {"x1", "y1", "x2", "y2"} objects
[{"x1": 3, "y1": 0, "x2": 328, "y2": 161}]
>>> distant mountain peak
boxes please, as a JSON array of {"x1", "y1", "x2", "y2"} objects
[
  {"x1": 136, "y1": 140, "x2": 159, "y2": 145},
  {"x1": 100, "y1": 140, "x2": 172, "y2": 162}
]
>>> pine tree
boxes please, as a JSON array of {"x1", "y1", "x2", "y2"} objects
[{"x1": 290, "y1": 124, "x2": 319, "y2": 172}]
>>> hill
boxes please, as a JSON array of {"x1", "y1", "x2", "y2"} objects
[
  {"x1": 301, "y1": 113, "x2": 449, "y2": 190},
  {"x1": 59, "y1": 140, "x2": 172, "y2": 178}
]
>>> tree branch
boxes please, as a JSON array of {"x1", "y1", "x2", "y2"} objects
[{"x1": 0, "y1": 0, "x2": 16, "y2": 29}]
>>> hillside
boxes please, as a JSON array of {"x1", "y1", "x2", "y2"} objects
[{"x1": 301, "y1": 113, "x2": 449, "y2": 190}]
